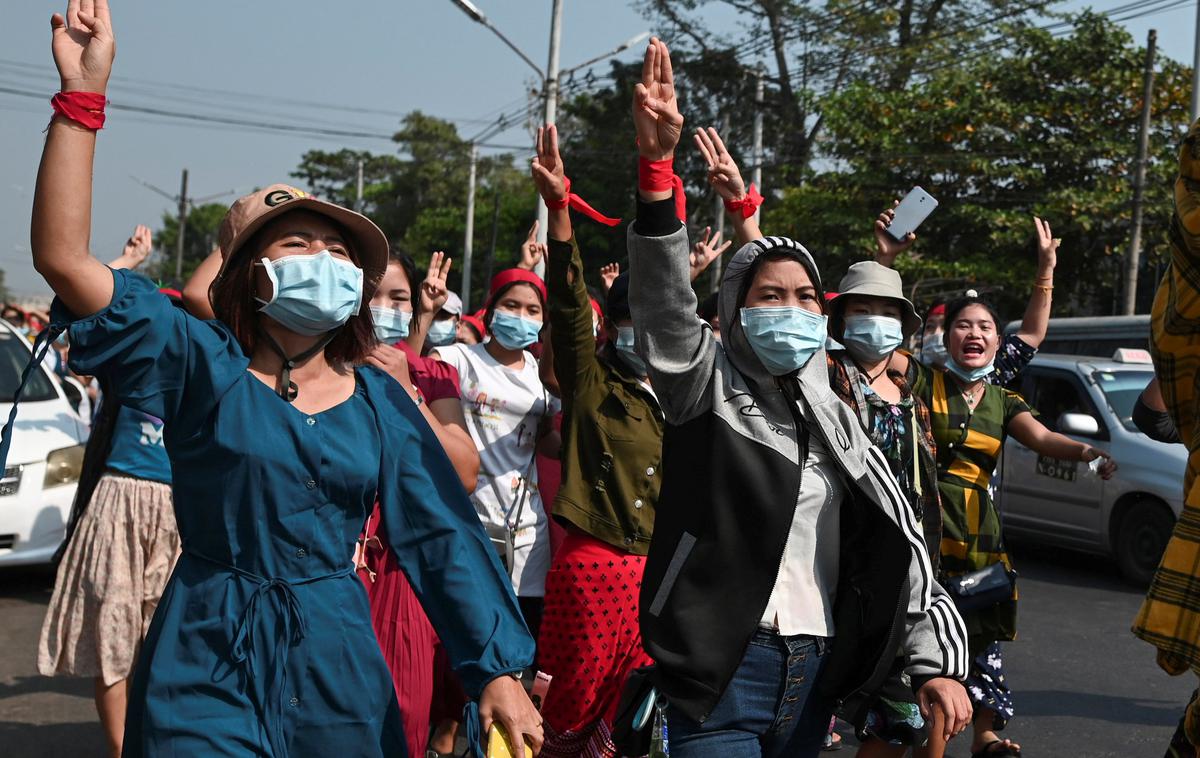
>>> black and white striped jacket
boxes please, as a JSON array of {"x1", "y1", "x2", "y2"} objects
[{"x1": 627, "y1": 217, "x2": 969, "y2": 727}]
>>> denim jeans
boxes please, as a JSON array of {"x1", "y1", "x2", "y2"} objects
[{"x1": 666, "y1": 629, "x2": 832, "y2": 758}]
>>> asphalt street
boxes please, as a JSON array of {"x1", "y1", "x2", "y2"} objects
[{"x1": 0, "y1": 542, "x2": 1195, "y2": 757}]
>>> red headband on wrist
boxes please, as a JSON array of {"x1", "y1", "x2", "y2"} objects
[
  {"x1": 724, "y1": 183, "x2": 764, "y2": 219},
  {"x1": 50, "y1": 92, "x2": 107, "y2": 130},
  {"x1": 638, "y1": 156, "x2": 687, "y2": 222},
  {"x1": 544, "y1": 177, "x2": 621, "y2": 227}
]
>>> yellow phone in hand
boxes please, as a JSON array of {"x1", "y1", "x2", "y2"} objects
[{"x1": 487, "y1": 724, "x2": 533, "y2": 758}]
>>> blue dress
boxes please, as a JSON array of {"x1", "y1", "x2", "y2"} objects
[{"x1": 51, "y1": 269, "x2": 534, "y2": 757}]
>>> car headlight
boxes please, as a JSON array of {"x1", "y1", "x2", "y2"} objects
[{"x1": 44, "y1": 444, "x2": 85, "y2": 488}]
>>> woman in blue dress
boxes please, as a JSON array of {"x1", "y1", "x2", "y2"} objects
[{"x1": 25, "y1": 2, "x2": 543, "y2": 755}]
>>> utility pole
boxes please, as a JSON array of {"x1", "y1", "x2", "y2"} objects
[
  {"x1": 355, "y1": 159, "x2": 365, "y2": 212},
  {"x1": 1125, "y1": 29, "x2": 1157, "y2": 316},
  {"x1": 462, "y1": 143, "x2": 479, "y2": 312},
  {"x1": 710, "y1": 113, "x2": 732, "y2": 295},
  {"x1": 533, "y1": 0, "x2": 565, "y2": 262},
  {"x1": 751, "y1": 65, "x2": 765, "y2": 226},
  {"x1": 484, "y1": 190, "x2": 502, "y2": 287},
  {"x1": 1192, "y1": 1, "x2": 1200, "y2": 122},
  {"x1": 174, "y1": 169, "x2": 189, "y2": 280}
]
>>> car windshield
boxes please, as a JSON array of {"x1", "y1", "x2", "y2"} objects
[
  {"x1": 1092, "y1": 368, "x2": 1155, "y2": 433},
  {"x1": 0, "y1": 331, "x2": 57, "y2": 403}
]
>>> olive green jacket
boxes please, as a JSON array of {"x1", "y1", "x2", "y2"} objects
[{"x1": 548, "y1": 237, "x2": 663, "y2": 555}]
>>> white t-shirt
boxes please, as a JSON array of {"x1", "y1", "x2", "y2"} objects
[
  {"x1": 435, "y1": 342, "x2": 560, "y2": 596},
  {"x1": 760, "y1": 428, "x2": 844, "y2": 637}
]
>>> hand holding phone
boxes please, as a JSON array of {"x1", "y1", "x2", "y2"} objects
[{"x1": 886, "y1": 187, "x2": 938, "y2": 241}]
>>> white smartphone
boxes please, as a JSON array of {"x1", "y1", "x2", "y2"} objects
[{"x1": 886, "y1": 186, "x2": 938, "y2": 240}]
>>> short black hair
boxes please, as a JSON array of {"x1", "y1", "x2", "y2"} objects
[
  {"x1": 605, "y1": 272, "x2": 631, "y2": 324},
  {"x1": 388, "y1": 250, "x2": 419, "y2": 292},
  {"x1": 697, "y1": 292, "x2": 719, "y2": 322}
]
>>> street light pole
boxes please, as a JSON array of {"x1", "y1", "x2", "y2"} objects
[
  {"x1": 535, "y1": 0, "x2": 565, "y2": 257},
  {"x1": 463, "y1": 142, "x2": 479, "y2": 312}
]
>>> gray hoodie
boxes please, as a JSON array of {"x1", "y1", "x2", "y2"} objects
[{"x1": 627, "y1": 218, "x2": 967, "y2": 725}]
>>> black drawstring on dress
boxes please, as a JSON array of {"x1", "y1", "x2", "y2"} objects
[{"x1": 258, "y1": 329, "x2": 337, "y2": 402}]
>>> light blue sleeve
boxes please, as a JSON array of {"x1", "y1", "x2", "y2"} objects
[{"x1": 50, "y1": 268, "x2": 247, "y2": 440}]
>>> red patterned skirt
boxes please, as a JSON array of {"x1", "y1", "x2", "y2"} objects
[
  {"x1": 537, "y1": 532, "x2": 652, "y2": 758},
  {"x1": 357, "y1": 504, "x2": 437, "y2": 758}
]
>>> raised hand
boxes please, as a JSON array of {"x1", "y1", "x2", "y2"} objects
[
  {"x1": 694, "y1": 127, "x2": 746, "y2": 202},
  {"x1": 633, "y1": 37, "x2": 684, "y2": 161},
  {"x1": 599, "y1": 262, "x2": 621, "y2": 294},
  {"x1": 518, "y1": 221, "x2": 546, "y2": 271},
  {"x1": 531, "y1": 125, "x2": 567, "y2": 204},
  {"x1": 1034, "y1": 216, "x2": 1060, "y2": 276},
  {"x1": 420, "y1": 251, "x2": 452, "y2": 316},
  {"x1": 51, "y1": 0, "x2": 116, "y2": 93},
  {"x1": 874, "y1": 201, "x2": 916, "y2": 267},
  {"x1": 117, "y1": 224, "x2": 152, "y2": 269},
  {"x1": 689, "y1": 226, "x2": 732, "y2": 282}
]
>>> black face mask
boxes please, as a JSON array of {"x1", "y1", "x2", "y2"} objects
[{"x1": 1132, "y1": 393, "x2": 1180, "y2": 445}]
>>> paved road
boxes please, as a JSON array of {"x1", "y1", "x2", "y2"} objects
[{"x1": 0, "y1": 543, "x2": 1195, "y2": 757}]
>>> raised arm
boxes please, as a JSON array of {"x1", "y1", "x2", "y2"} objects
[
  {"x1": 515, "y1": 221, "x2": 545, "y2": 272},
  {"x1": 407, "y1": 251, "x2": 451, "y2": 352},
  {"x1": 107, "y1": 224, "x2": 152, "y2": 271},
  {"x1": 873, "y1": 201, "x2": 917, "y2": 268},
  {"x1": 31, "y1": 0, "x2": 119, "y2": 316},
  {"x1": 532, "y1": 123, "x2": 600, "y2": 399},
  {"x1": 694, "y1": 127, "x2": 762, "y2": 246},
  {"x1": 1008, "y1": 410, "x2": 1117, "y2": 478},
  {"x1": 1013, "y1": 216, "x2": 1059, "y2": 349},
  {"x1": 182, "y1": 248, "x2": 221, "y2": 320},
  {"x1": 627, "y1": 38, "x2": 716, "y2": 423}
]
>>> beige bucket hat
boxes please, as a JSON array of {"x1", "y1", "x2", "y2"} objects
[
  {"x1": 214, "y1": 184, "x2": 389, "y2": 298},
  {"x1": 830, "y1": 261, "x2": 923, "y2": 339}
]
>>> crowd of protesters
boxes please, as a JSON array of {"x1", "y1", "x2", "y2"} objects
[{"x1": 17, "y1": 2, "x2": 1200, "y2": 758}]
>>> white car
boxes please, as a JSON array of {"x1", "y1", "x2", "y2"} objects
[
  {"x1": 999, "y1": 351, "x2": 1186, "y2": 584},
  {"x1": 0, "y1": 321, "x2": 88, "y2": 566}
]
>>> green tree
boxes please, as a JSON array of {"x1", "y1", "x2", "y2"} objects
[
  {"x1": 154, "y1": 202, "x2": 229, "y2": 285},
  {"x1": 293, "y1": 112, "x2": 540, "y2": 307},
  {"x1": 774, "y1": 12, "x2": 1189, "y2": 317}
]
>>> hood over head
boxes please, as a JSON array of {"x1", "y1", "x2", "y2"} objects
[{"x1": 718, "y1": 235, "x2": 825, "y2": 382}]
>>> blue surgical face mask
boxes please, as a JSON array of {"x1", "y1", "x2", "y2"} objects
[
  {"x1": 921, "y1": 336, "x2": 948, "y2": 366},
  {"x1": 946, "y1": 356, "x2": 995, "y2": 383},
  {"x1": 256, "y1": 251, "x2": 363, "y2": 336},
  {"x1": 615, "y1": 326, "x2": 648, "y2": 376},
  {"x1": 370, "y1": 306, "x2": 411, "y2": 342},
  {"x1": 842, "y1": 314, "x2": 905, "y2": 363},
  {"x1": 426, "y1": 318, "x2": 457, "y2": 346},
  {"x1": 739, "y1": 306, "x2": 828, "y2": 376},
  {"x1": 490, "y1": 310, "x2": 542, "y2": 351}
]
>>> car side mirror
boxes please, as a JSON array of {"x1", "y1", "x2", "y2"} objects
[
  {"x1": 60, "y1": 376, "x2": 85, "y2": 415},
  {"x1": 1059, "y1": 412, "x2": 1100, "y2": 437}
]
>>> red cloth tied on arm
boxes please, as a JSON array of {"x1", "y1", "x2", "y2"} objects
[
  {"x1": 544, "y1": 177, "x2": 622, "y2": 227},
  {"x1": 50, "y1": 92, "x2": 107, "y2": 130},
  {"x1": 724, "y1": 183, "x2": 763, "y2": 219},
  {"x1": 638, "y1": 156, "x2": 687, "y2": 222}
]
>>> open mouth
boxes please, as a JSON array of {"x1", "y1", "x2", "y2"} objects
[{"x1": 962, "y1": 342, "x2": 985, "y2": 357}]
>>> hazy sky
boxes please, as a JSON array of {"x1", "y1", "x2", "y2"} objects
[{"x1": 1, "y1": 0, "x2": 1194, "y2": 297}]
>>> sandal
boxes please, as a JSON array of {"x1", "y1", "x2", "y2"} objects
[
  {"x1": 822, "y1": 730, "x2": 843, "y2": 751},
  {"x1": 971, "y1": 740, "x2": 1021, "y2": 758}
]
